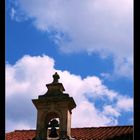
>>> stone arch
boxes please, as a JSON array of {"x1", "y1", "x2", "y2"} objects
[{"x1": 44, "y1": 109, "x2": 63, "y2": 139}]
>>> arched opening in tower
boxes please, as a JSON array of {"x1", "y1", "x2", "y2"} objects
[{"x1": 46, "y1": 112, "x2": 60, "y2": 139}]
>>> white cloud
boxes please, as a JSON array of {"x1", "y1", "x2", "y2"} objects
[
  {"x1": 10, "y1": 8, "x2": 16, "y2": 19},
  {"x1": 72, "y1": 101, "x2": 118, "y2": 127},
  {"x1": 10, "y1": 0, "x2": 133, "y2": 78},
  {"x1": 6, "y1": 55, "x2": 55, "y2": 98},
  {"x1": 116, "y1": 96, "x2": 133, "y2": 111},
  {"x1": 6, "y1": 55, "x2": 133, "y2": 132},
  {"x1": 103, "y1": 105, "x2": 120, "y2": 117},
  {"x1": 6, "y1": 64, "x2": 30, "y2": 97}
]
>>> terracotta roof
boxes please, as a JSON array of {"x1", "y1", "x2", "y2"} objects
[
  {"x1": 71, "y1": 126, "x2": 133, "y2": 140},
  {"x1": 6, "y1": 125, "x2": 133, "y2": 140}
]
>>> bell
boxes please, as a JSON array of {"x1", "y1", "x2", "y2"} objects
[
  {"x1": 49, "y1": 126, "x2": 58, "y2": 138},
  {"x1": 48, "y1": 119, "x2": 59, "y2": 138}
]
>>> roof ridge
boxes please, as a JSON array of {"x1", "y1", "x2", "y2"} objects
[
  {"x1": 72, "y1": 125, "x2": 133, "y2": 129},
  {"x1": 14, "y1": 129, "x2": 35, "y2": 132}
]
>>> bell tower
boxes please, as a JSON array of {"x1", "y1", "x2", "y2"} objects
[{"x1": 32, "y1": 72, "x2": 76, "y2": 140}]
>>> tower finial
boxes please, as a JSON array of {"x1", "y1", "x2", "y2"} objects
[{"x1": 52, "y1": 72, "x2": 60, "y2": 84}]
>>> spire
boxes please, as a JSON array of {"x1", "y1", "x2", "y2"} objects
[{"x1": 52, "y1": 72, "x2": 60, "y2": 84}]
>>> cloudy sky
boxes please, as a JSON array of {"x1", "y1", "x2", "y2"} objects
[{"x1": 6, "y1": 0, "x2": 133, "y2": 132}]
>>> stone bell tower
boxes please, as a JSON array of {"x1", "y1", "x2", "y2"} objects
[{"x1": 32, "y1": 72, "x2": 76, "y2": 140}]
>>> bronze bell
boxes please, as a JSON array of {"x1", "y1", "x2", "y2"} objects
[
  {"x1": 49, "y1": 126, "x2": 58, "y2": 138},
  {"x1": 49, "y1": 119, "x2": 59, "y2": 138}
]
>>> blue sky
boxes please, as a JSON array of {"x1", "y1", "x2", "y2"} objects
[{"x1": 6, "y1": 0, "x2": 133, "y2": 132}]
